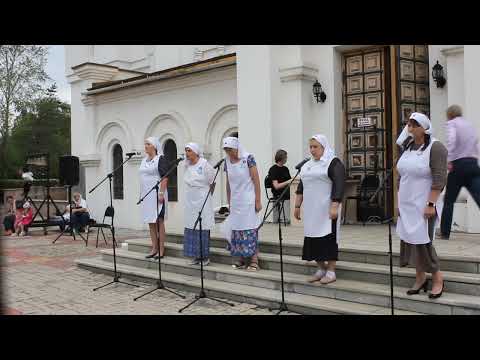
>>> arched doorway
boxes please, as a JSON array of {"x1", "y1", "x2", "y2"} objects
[{"x1": 163, "y1": 139, "x2": 178, "y2": 202}]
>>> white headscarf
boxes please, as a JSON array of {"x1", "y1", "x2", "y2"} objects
[
  {"x1": 222, "y1": 136, "x2": 250, "y2": 159},
  {"x1": 396, "y1": 112, "x2": 433, "y2": 147},
  {"x1": 410, "y1": 112, "x2": 433, "y2": 135},
  {"x1": 145, "y1": 136, "x2": 164, "y2": 156},
  {"x1": 396, "y1": 125, "x2": 411, "y2": 146},
  {"x1": 311, "y1": 134, "x2": 336, "y2": 163},
  {"x1": 184, "y1": 142, "x2": 202, "y2": 167},
  {"x1": 185, "y1": 142, "x2": 201, "y2": 156}
]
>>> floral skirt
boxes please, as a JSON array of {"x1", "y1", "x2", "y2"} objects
[
  {"x1": 184, "y1": 228, "x2": 210, "y2": 258},
  {"x1": 227, "y1": 229, "x2": 258, "y2": 257}
]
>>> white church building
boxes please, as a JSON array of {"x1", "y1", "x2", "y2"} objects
[{"x1": 65, "y1": 45, "x2": 480, "y2": 233}]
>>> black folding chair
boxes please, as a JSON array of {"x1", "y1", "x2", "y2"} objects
[
  {"x1": 87, "y1": 206, "x2": 113, "y2": 248},
  {"x1": 263, "y1": 174, "x2": 287, "y2": 227},
  {"x1": 343, "y1": 174, "x2": 380, "y2": 225}
]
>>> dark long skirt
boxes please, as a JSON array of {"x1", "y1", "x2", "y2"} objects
[
  {"x1": 302, "y1": 233, "x2": 338, "y2": 262},
  {"x1": 399, "y1": 217, "x2": 440, "y2": 273}
]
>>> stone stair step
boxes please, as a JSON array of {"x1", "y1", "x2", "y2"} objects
[
  {"x1": 124, "y1": 240, "x2": 480, "y2": 296},
  {"x1": 126, "y1": 236, "x2": 480, "y2": 274},
  {"x1": 100, "y1": 248, "x2": 480, "y2": 315},
  {"x1": 75, "y1": 257, "x2": 422, "y2": 315}
]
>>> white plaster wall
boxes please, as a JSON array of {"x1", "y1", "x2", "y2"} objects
[
  {"x1": 463, "y1": 45, "x2": 480, "y2": 233},
  {"x1": 73, "y1": 67, "x2": 237, "y2": 231}
]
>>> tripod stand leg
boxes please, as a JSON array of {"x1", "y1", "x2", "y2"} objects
[
  {"x1": 93, "y1": 281, "x2": 116, "y2": 291},
  {"x1": 178, "y1": 292, "x2": 234, "y2": 313},
  {"x1": 274, "y1": 302, "x2": 289, "y2": 315}
]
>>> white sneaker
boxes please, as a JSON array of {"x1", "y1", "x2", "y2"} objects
[
  {"x1": 201, "y1": 259, "x2": 210, "y2": 266},
  {"x1": 320, "y1": 271, "x2": 337, "y2": 284},
  {"x1": 308, "y1": 269, "x2": 326, "y2": 283},
  {"x1": 189, "y1": 258, "x2": 200, "y2": 265},
  {"x1": 20, "y1": 232, "x2": 26, "y2": 236}
]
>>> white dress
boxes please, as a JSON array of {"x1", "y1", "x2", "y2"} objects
[
  {"x1": 184, "y1": 158, "x2": 215, "y2": 230},
  {"x1": 300, "y1": 157, "x2": 341, "y2": 239},
  {"x1": 139, "y1": 155, "x2": 168, "y2": 223},
  {"x1": 225, "y1": 155, "x2": 259, "y2": 231},
  {"x1": 396, "y1": 139, "x2": 443, "y2": 244}
]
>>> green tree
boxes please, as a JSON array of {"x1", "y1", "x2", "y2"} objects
[
  {"x1": 5, "y1": 85, "x2": 70, "y2": 179},
  {"x1": 0, "y1": 45, "x2": 49, "y2": 178}
]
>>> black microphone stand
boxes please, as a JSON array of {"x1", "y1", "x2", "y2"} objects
[
  {"x1": 91, "y1": 154, "x2": 138, "y2": 291},
  {"x1": 368, "y1": 167, "x2": 395, "y2": 315},
  {"x1": 257, "y1": 166, "x2": 302, "y2": 315},
  {"x1": 179, "y1": 159, "x2": 235, "y2": 313},
  {"x1": 134, "y1": 158, "x2": 185, "y2": 301}
]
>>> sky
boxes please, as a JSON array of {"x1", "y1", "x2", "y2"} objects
[{"x1": 45, "y1": 45, "x2": 71, "y2": 104}]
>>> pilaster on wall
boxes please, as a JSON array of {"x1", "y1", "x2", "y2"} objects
[
  {"x1": 463, "y1": 45, "x2": 480, "y2": 233},
  {"x1": 236, "y1": 45, "x2": 274, "y2": 210}
]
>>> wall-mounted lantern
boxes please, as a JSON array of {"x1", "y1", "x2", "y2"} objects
[
  {"x1": 432, "y1": 60, "x2": 446, "y2": 88},
  {"x1": 313, "y1": 79, "x2": 327, "y2": 103}
]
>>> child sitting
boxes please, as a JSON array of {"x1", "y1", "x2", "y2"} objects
[{"x1": 14, "y1": 201, "x2": 33, "y2": 236}]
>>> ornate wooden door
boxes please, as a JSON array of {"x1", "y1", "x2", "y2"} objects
[{"x1": 343, "y1": 47, "x2": 393, "y2": 221}]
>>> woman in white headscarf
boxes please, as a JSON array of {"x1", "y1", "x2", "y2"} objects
[
  {"x1": 396, "y1": 112, "x2": 447, "y2": 299},
  {"x1": 139, "y1": 136, "x2": 170, "y2": 259},
  {"x1": 294, "y1": 134, "x2": 345, "y2": 284},
  {"x1": 183, "y1": 142, "x2": 216, "y2": 266},
  {"x1": 222, "y1": 136, "x2": 262, "y2": 271}
]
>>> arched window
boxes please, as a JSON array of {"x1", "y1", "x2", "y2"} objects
[
  {"x1": 163, "y1": 139, "x2": 178, "y2": 202},
  {"x1": 113, "y1": 144, "x2": 124, "y2": 199}
]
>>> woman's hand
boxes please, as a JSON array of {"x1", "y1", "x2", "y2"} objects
[
  {"x1": 158, "y1": 193, "x2": 165, "y2": 203},
  {"x1": 329, "y1": 202, "x2": 339, "y2": 220},
  {"x1": 255, "y1": 200, "x2": 262, "y2": 213},
  {"x1": 424, "y1": 205, "x2": 436, "y2": 219},
  {"x1": 294, "y1": 207, "x2": 301, "y2": 220}
]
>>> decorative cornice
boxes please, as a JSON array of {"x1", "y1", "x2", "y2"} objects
[
  {"x1": 80, "y1": 67, "x2": 236, "y2": 106},
  {"x1": 279, "y1": 65, "x2": 318, "y2": 82},
  {"x1": 79, "y1": 154, "x2": 101, "y2": 168},
  {"x1": 81, "y1": 95, "x2": 96, "y2": 106},
  {"x1": 441, "y1": 46, "x2": 464, "y2": 56},
  {"x1": 72, "y1": 63, "x2": 119, "y2": 82}
]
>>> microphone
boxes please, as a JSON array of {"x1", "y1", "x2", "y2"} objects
[
  {"x1": 295, "y1": 157, "x2": 310, "y2": 170},
  {"x1": 214, "y1": 158, "x2": 225, "y2": 169},
  {"x1": 126, "y1": 152, "x2": 137, "y2": 157},
  {"x1": 172, "y1": 157, "x2": 184, "y2": 165}
]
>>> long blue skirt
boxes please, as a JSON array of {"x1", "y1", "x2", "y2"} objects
[{"x1": 183, "y1": 228, "x2": 210, "y2": 258}]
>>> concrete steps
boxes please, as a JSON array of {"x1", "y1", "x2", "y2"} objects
[
  {"x1": 75, "y1": 233, "x2": 480, "y2": 315},
  {"x1": 76, "y1": 257, "x2": 421, "y2": 315},
  {"x1": 152, "y1": 234, "x2": 480, "y2": 274},
  {"x1": 128, "y1": 239, "x2": 480, "y2": 297},
  {"x1": 94, "y1": 248, "x2": 480, "y2": 315}
]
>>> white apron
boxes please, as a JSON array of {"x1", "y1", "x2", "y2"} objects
[
  {"x1": 396, "y1": 139, "x2": 443, "y2": 245},
  {"x1": 139, "y1": 155, "x2": 168, "y2": 223},
  {"x1": 225, "y1": 156, "x2": 259, "y2": 230},
  {"x1": 184, "y1": 158, "x2": 215, "y2": 230},
  {"x1": 300, "y1": 157, "x2": 341, "y2": 239}
]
